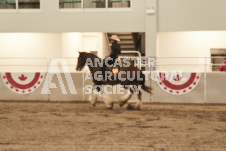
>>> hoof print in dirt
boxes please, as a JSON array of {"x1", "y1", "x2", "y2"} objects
[{"x1": 127, "y1": 104, "x2": 141, "y2": 110}]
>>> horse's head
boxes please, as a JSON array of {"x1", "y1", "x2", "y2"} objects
[{"x1": 76, "y1": 52, "x2": 87, "y2": 71}]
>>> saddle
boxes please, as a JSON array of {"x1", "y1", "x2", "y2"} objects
[
  {"x1": 102, "y1": 58, "x2": 121, "y2": 74},
  {"x1": 100, "y1": 58, "x2": 122, "y2": 81}
]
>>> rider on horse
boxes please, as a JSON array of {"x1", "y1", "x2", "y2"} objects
[{"x1": 101, "y1": 35, "x2": 121, "y2": 81}]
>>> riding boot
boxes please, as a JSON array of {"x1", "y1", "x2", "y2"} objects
[{"x1": 101, "y1": 67, "x2": 106, "y2": 81}]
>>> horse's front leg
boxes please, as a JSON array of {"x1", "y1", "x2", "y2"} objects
[
  {"x1": 102, "y1": 93, "x2": 114, "y2": 109},
  {"x1": 90, "y1": 85, "x2": 102, "y2": 107}
]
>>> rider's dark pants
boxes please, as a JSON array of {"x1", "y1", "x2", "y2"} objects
[{"x1": 101, "y1": 57, "x2": 117, "y2": 80}]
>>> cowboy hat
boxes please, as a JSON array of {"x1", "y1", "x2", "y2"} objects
[{"x1": 110, "y1": 35, "x2": 120, "y2": 42}]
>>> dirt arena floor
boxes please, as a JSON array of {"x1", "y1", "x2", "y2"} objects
[{"x1": 0, "y1": 101, "x2": 226, "y2": 151}]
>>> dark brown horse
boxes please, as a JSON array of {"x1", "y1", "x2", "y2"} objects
[{"x1": 76, "y1": 52, "x2": 152, "y2": 110}]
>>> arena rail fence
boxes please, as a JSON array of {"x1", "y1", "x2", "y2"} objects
[{"x1": 0, "y1": 56, "x2": 225, "y2": 104}]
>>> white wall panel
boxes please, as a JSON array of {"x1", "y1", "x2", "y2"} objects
[
  {"x1": 157, "y1": 31, "x2": 226, "y2": 71},
  {"x1": 0, "y1": 33, "x2": 62, "y2": 71},
  {"x1": 158, "y1": 0, "x2": 226, "y2": 31},
  {"x1": 0, "y1": 0, "x2": 146, "y2": 32},
  {"x1": 0, "y1": 33, "x2": 62, "y2": 59},
  {"x1": 157, "y1": 31, "x2": 226, "y2": 57}
]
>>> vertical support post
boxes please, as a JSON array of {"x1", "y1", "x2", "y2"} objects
[
  {"x1": 16, "y1": 0, "x2": 18, "y2": 10},
  {"x1": 149, "y1": 59, "x2": 152, "y2": 102},
  {"x1": 145, "y1": 0, "x2": 157, "y2": 57},
  {"x1": 106, "y1": 0, "x2": 108, "y2": 9},
  {"x1": 47, "y1": 58, "x2": 50, "y2": 101},
  {"x1": 204, "y1": 57, "x2": 207, "y2": 104},
  {"x1": 82, "y1": 72, "x2": 85, "y2": 101},
  {"x1": 81, "y1": 0, "x2": 84, "y2": 10}
]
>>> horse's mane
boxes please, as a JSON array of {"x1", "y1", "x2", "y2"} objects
[
  {"x1": 81, "y1": 52, "x2": 100, "y2": 60},
  {"x1": 89, "y1": 53, "x2": 100, "y2": 59}
]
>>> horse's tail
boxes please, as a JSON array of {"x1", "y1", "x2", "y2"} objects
[
  {"x1": 141, "y1": 85, "x2": 152, "y2": 94},
  {"x1": 140, "y1": 72, "x2": 152, "y2": 94}
]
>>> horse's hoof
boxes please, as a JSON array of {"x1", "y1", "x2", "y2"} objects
[
  {"x1": 119, "y1": 102, "x2": 126, "y2": 107},
  {"x1": 135, "y1": 106, "x2": 141, "y2": 110},
  {"x1": 106, "y1": 103, "x2": 114, "y2": 109},
  {"x1": 106, "y1": 106, "x2": 113, "y2": 110}
]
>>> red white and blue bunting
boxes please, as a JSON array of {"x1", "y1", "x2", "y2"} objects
[
  {"x1": 1, "y1": 72, "x2": 45, "y2": 94},
  {"x1": 156, "y1": 72, "x2": 201, "y2": 95}
]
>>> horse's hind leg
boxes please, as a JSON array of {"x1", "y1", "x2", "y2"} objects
[
  {"x1": 127, "y1": 86, "x2": 142, "y2": 110},
  {"x1": 119, "y1": 86, "x2": 134, "y2": 107},
  {"x1": 135, "y1": 89, "x2": 142, "y2": 109}
]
